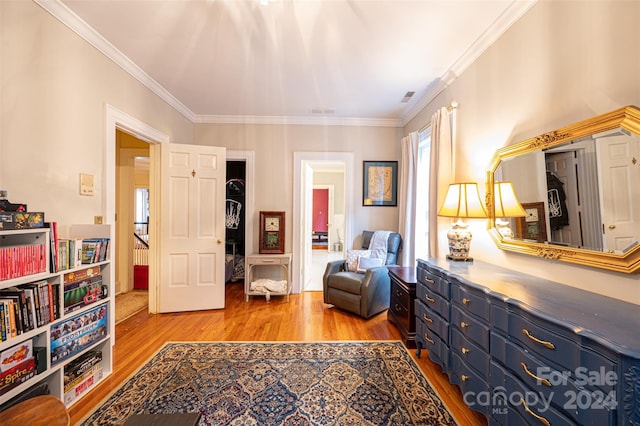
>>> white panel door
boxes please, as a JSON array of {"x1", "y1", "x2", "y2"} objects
[
  {"x1": 597, "y1": 134, "x2": 640, "y2": 252},
  {"x1": 158, "y1": 143, "x2": 226, "y2": 312}
]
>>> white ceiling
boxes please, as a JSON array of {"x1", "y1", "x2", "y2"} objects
[{"x1": 40, "y1": 0, "x2": 535, "y2": 126}]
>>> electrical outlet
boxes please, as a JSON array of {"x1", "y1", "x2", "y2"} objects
[{"x1": 94, "y1": 215, "x2": 103, "y2": 224}]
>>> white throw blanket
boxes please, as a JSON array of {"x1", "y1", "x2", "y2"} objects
[
  {"x1": 369, "y1": 231, "x2": 391, "y2": 262},
  {"x1": 250, "y1": 278, "x2": 288, "y2": 294}
]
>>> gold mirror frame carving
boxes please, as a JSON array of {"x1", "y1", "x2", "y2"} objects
[{"x1": 487, "y1": 105, "x2": 640, "y2": 273}]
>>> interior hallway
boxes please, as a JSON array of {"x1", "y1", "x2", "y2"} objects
[{"x1": 305, "y1": 249, "x2": 343, "y2": 292}]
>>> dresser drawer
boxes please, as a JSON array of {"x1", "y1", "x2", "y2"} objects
[
  {"x1": 390, "y1": 278, "x2": 410, "y2": 310},
  {"x1": 390, "y1": 295, "x2": 410, "y2": 332},
  {"x1": 450, "y1": 352, "x2": 490, "y2": 417},
  {"x1": 247, "y1": 255, "x2": 289, "y2": 265},
  {"x1": 451, "y1": 304, "x2": 490, "y2": 352},
  {"x1": 490, "y1": 333, "x2": 614, "y2": 425},
  {"x1": 451, "y1": 281, "x2": 490, "y2": 321},
  {"x1": 416, "y1": 320, "x2": 449, "y2": 370},
  {"x1": 417, "y1": 264, "x2": 450, "y2": 298},
  {"x1": 490, "y1": 361, "x2": 581, "y2": 426},
  {"x1": 416, "y1": 285, "x2": 449, "y2": 322},
  {"x1": 451, "y1": 326, "x2": 489, "y2": 381},
  {"x1": 416, "y1": 301, "x2": 449, "y2": 344}
]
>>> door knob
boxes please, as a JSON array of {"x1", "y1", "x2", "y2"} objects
[{"x1": 608, "y1": 225, "x2": 616, "y2": 230}]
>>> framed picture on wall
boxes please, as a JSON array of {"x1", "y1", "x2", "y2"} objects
[
  {"x1": 259, "y1": 211, "x2": 285, "y2": 254},
  {"x1": 363, "y1": 161, "x2": 398, "y2": 206},
  {"x1": 515, "y1": 202, "x2": 547, "y2": 242}
]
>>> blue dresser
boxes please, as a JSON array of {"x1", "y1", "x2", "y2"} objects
[{"x1": 415, "y1": 258, "x2": 640, "y2": 426}]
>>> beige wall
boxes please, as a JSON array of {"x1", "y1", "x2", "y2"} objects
[
  {"x1": 405, "y1": 1, "x2": 640, "y2": 305},
  {"x1": 0, "y1": 1, "x2": 193, "y2": 224},
  {"x1": 194, "y1": 123, "x2": 402, "y2": 251},
  {"x1": 314, "y1": 172, "x2": 345, "y2": 215}
]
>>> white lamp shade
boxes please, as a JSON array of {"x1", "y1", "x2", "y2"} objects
[
  {"x1": 438, "y1": 182, "x2": 487, "y2": 218},
  {"x1": 494, "y1": 182, "x2": 526, "y2": 218}
]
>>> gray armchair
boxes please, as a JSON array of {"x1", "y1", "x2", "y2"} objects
[{"x1": 323, "y1": 231, "x2": 402, "y2": 319}]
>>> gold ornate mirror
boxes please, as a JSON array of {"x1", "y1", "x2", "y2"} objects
[{"x1": 487, "y1": 105, "x2": 640, "y2": 273}]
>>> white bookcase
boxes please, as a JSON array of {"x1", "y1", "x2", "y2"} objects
[{"x1": 0, "y1": 224, "x2": 113, "y2": 408}]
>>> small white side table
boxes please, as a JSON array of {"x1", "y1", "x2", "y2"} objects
[{"x1": 245, "y1": 253, "x2": 292, "y2": 302}]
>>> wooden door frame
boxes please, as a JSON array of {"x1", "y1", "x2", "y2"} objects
[
  {"x1": 106, "y1": 105, "x2": 168, "y2": 316},
  {"x1": 293, "y1": 152, "x2": 353, "y2": 295}
]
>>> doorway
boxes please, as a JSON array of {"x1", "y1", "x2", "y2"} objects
[
  {"x1": 293, "y1": 152, "x2": 354, "y2": 294},
  {"x1": 106, "y1": 105, "x2": 170, "y2": 316},
  {"x1": 225, "y1": 160, "x2": 246, "y2": 285},
  {"x1": 115, "y1": 130, "x2": 150, "y2": 323}
]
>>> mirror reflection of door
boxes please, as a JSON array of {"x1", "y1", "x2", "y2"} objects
[
  {"x1": 545, "y1": 140, "x2": 602, "y2": 250},
  {"x1": 546, "y1": 152, "x2": 581, "y2": 247},
  {"x1": 596, "y1": 131, "x2": 640, "y2": 252}
]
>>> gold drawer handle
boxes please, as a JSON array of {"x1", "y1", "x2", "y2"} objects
[
  {"x1": 424, "y1": 335, "x2": 435, "y2": 345},
  {"x1": 462, "y1": 298, "x2": 470, "y2": 305},
  {"x1": 461, "y1": 321, "x2": 469, "y2": 328},
  {"x1": 461, "y1": 374, "x2": 469, "y2": 382},
  {"x1": 425, "y1": 295, "x2": 435, "y2": 303},
  {"x1": 522, "y1": 329, "x2": 556, "y2": 350},
  {"x1": 423, "y1": 314, "x2": 433, "y2": 324},
  {"x1": 461, "y1": 347, "x2": 469, "y2": 355},
  {"x1": 425, "y1": 278, "x2": 435, "y2": 285},
  {"x1": 520, "y1": 398, "x2": 551, "y2": 426},
  {"x1": 521, "y1": 362, "x2": 551, "y2": 387}
]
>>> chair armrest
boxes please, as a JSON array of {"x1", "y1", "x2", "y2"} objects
[
  {"x1": 359, "y1": 266, "x2": 391, "y2": 318},
  {"x1": 323, "y1": 260, "x2": 345, "y2": 279},
  {"x1": 323, "y1": 260, "x2": 346, "y2": 302}
]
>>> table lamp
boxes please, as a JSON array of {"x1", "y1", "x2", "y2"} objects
[
  {"x1": 493, "y1": 181, "x2": 526, "y2": 238},
  {"x1": 438, "y1": 182, "x2": 487, "y2": 261}
]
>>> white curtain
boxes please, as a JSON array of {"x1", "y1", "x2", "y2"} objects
[
  {"x1": 398, "y1": 132, "x2": 419, "y2": 267},
  {"x1": 428, "y1": 107, "x2": 453, "y2": 258}
]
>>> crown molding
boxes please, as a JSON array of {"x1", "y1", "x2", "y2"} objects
[
  {"x1": 193, "y1": 114, "x2": 402, "y2": 127},
  {"x1": 35, "y1": 0, "x2": 197, "y2": 122},
  {"x1": 401, "y1": 0, "x2": 537, "y2": 127}
]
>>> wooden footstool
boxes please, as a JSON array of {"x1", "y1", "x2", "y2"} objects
[{"x1": 0, "y1": 395, "x2": 70, "y2": 426}]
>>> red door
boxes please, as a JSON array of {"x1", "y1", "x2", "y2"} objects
[{"x1": 313, "y1": 189, "x2": 328, "y2": 233}]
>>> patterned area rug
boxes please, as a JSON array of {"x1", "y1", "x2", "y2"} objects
[{"x1": 82, "y1": 341, "x2": 457, "y2": 425}]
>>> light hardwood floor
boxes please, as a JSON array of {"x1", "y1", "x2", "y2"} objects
[{"x1": 68, "y1": 282, "x2": 487, "y2": 425}]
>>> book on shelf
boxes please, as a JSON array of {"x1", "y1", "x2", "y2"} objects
[
  {"x1": 50, "y1": 303, "x2": 108, "y2": 365},
  {"x1": 0, "y1": 340, "x2": 36, "y2": 395},
  {"x1": 0, "y1": 289, "x2": 29, "y2": 336},
  {"x1": 80, "y1": 238, "x2": 109, "y2": 264},
  {"x1": 63, "y1": 275, "x2": 107, "y2": 315},
  {"x1": 0, "y1": 212, "x2": 45, "y2": 230},
  {"x1": 56, "y1": 238, "x2": 83, "y2": 271},
  {"x1": 63, "y1": 350, "x2": 102, "y2": 393},
  {"x1": 0, "y1": 358, "x2": 36, "y2": 396},
  {"x1": 63, "y1": 367, "x2": 102, "y2": 405},
  {"x1": 52, "y1": 233, "x2": 109, "y2": 272},
  {"x1": 0, "y1": 284, "x2": 45, "y2": 341},
  {"x1": 46, "y1": 221, "x2": 59, "y2": 273},
  {"x1": 0, "y1": 299, "x2": 19, "y2": 338},
  {"x1": 1, "y1": 340, "x2": 32, "y2": 371},
  {"x1": 0, "y1": 243, "x2": 47, "y2": 281},
  {"x1": 0, "y1": 281, "x2": 60, "y2": 335}
]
